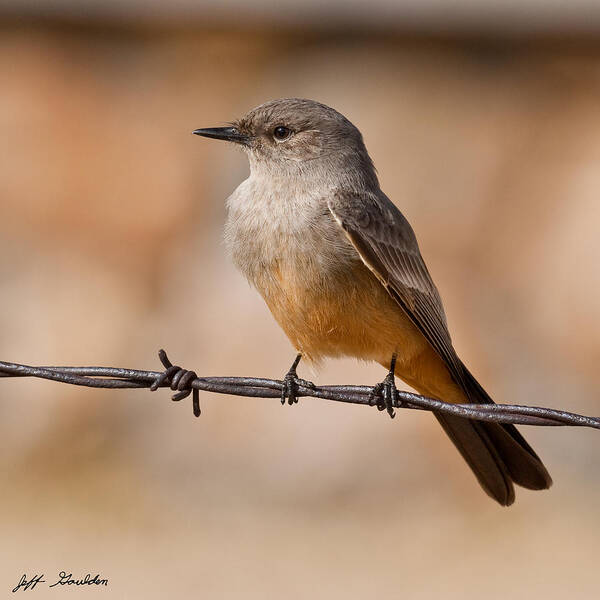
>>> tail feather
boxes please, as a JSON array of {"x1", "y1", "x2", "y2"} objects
[
  {"x1": 435, "y1": 363, "x2": 552, "y2": 505},
  {"x1": 435, "y1": 413, "x2": 516, "y2": 505},
  {"x1": 477, "y1": 417, "x2": 552, "y2": 491}
]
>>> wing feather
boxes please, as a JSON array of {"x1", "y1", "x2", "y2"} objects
[
  {"x1": 328, "y1": 190, "x2": 466, "y2": 391},
  {"x1": 327, "y1": 190, "x2": 552, "y2": 498}
]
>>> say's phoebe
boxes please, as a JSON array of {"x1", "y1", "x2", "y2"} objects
[{"x1": 194, "y1": 98, "x2": 551, "y2": 505}]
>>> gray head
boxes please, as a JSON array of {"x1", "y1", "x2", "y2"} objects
[{"x1": 194, "y1": 98, "x2": 378, "y2": 188}]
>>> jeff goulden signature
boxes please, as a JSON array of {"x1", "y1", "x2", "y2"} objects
[{"x1": 12, "y1": 572, "x2": 108, "y2": 592}]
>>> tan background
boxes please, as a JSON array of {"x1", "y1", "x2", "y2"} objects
[{"x1": 1, "y1": 5, "x2": 600, "y2": 599}]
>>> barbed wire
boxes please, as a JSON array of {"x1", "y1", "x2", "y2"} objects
[{"x1": 0, "y1": 350, "x2": 599, "y2": 430}]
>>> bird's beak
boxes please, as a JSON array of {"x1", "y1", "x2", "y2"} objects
[{"x1": 192, "y1": 127, "x2": 249, "y2": 145}]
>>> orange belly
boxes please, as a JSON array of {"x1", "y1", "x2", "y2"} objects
[{"x1": 256, "y1": 257, "x2": 466, "y2": 404}]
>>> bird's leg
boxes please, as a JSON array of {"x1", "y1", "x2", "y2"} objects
[
  {"x1": 369, "y1": 354, "x2": 398, "y2": 419},
  {"x1": 281, "y1": 354, "x2": 315, "y2": 405}
]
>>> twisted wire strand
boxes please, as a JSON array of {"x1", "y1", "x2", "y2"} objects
[{"x1": 0, "y1": 351, "x2": 598, "y2": 430}]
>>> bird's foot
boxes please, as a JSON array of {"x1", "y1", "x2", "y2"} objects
[
  {"x1": 368, "y1": 354, "x2": 398, "y2": 419},
  {"x1": 150, "y1": 349, "x2": 201, "y2": 417},
  {"x1": 281, "y1": 354, "x2": 315, "y2": 405}
]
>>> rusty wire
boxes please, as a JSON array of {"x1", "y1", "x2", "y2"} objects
[{"x1": 0, "y1": 350, "x2": 599, "y2": 430}]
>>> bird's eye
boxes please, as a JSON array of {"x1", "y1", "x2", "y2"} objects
[{"x1": 273, "y1": 126, "x2": 291, "y2": 141}]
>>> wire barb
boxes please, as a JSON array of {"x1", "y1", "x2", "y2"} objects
[
  {"x1": 150, "y1": 349, "x2": 201, "y2": 417},
  {"x1": 0, "y1": 351, "x2": 599, "y2": 430}
]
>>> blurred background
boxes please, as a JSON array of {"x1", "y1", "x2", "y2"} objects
[{"x1": 1, "y1": 1, "x2": 600, "y2": 598}]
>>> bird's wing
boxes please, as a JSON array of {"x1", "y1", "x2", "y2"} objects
[
  {"x1": 327, "y1": 190, "x2": 466, "y2": 390},
  {"x1": 328, "y1": 191, "x2": 553, "y2": 502}
]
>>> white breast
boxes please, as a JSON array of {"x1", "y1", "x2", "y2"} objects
[{"x1": 223, "y1": 175, "x2": 357, "y2": 289}]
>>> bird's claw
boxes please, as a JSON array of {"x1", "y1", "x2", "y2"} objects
[
  {"x1": 281, "y1": 354, "x2": 314, "y2": 405},
  {"x1": 368, "y1": 355, "x2": 398, "y2": 419},
  {"x1": 150, "y1": 349, "x2": 201, "y2": 417}
]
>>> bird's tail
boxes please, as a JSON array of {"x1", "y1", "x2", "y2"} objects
[{"x1": 434, "y1": 364, "x2": 552, "y2": 506}]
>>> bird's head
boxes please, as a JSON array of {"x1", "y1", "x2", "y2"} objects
[{"x1": 194, "y1": 98, "x2": 377, "y2": 185}]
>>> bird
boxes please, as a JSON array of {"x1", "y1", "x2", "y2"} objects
[{"x1": 193, "y1": 97, "x2": 552, "y2": 505}]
